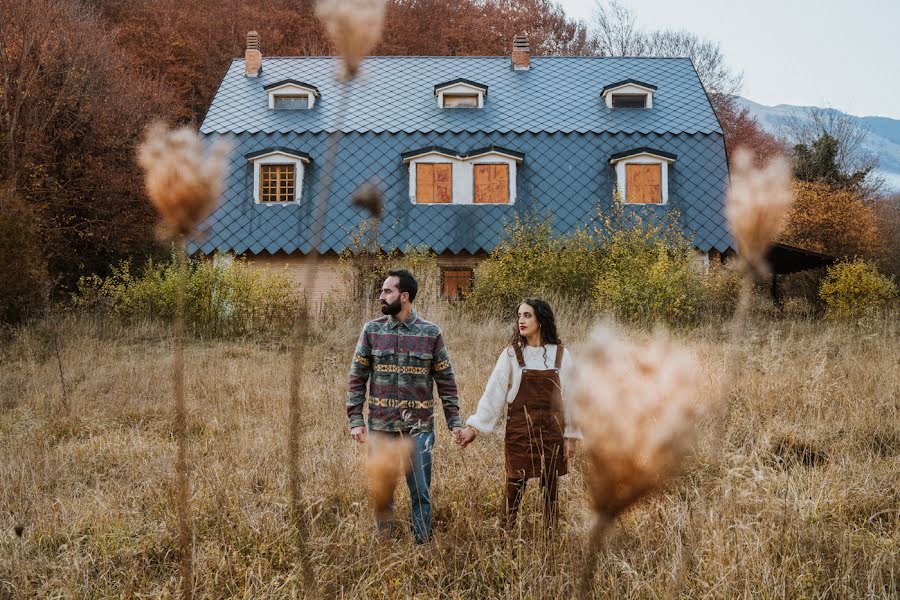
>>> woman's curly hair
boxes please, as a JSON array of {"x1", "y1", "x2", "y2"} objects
[{"x1": 508, "y1": 297, "x2": 561, "y2": 367}]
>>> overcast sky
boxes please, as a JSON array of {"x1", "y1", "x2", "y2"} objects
[{"x1": 558, "y1": 0, "x2": 900, "y2": 119}]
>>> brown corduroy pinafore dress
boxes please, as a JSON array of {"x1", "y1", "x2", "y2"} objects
[{"x1": 504, "y1": 344, "x2": 567, "y2": 479}]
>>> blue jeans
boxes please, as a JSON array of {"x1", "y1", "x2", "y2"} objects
[{"x1": 373, "y1": 430, "x2": 434, "y2": 544}]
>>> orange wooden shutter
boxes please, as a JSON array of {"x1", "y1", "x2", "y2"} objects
[
  {"x1": 416, "y1": 163, "x2": 435, "y2": 203},
  {"x1": 626, "y1": 164, "x2": 661, "y2": 203},
  {"x1": 416, "y1": 163, "x2": 452, "y2": 203},
  {"x1": 434, "y1": 163, "x2": 452, "y2": 203},
  {"x1": 474, "y1": 164, "x2": 509, "y2": 203},
  {"x1": 442, "y1": 269, "x2": 473, "y2": 297}
]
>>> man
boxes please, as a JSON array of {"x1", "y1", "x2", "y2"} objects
[{"x1": 346, "y1": 268, "x2": 463, "y2": 544}]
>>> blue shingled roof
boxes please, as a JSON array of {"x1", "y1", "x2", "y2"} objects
[
  {"x1": 201, "y1": 56, "x2": 722, "y2": 136},
  {"x1": 196, "y1": 55, "x2": 732, "y2": 256}
]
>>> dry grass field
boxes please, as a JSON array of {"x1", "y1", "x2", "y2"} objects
[{"x1": 1, "y1": 306, "x2": 898, "y2": 598}]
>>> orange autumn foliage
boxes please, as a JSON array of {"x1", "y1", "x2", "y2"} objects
[{"x1": 780, "y1": 181, "x2": 882, "y2": 259}]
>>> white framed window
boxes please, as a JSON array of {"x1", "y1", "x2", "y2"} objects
[
  {"x1": 246, "y1": 149, "x2": 311, "y2": 204},
  {"x1": 601, "y1": 80, "x2": 656, "y2": 109},
  {"x1": 264, "y1": 80, "x2": 320, "y2": 110},
  {"x1": 434, "y1": 80, "x2": 487, "y2": 109},
  {"x1": 402, "y1": 146, "x2": 522, "y2": 205},
  {"x1": 609, "y1": 149, "x2": 676, "y2": 205}
]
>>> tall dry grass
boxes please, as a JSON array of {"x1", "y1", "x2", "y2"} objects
[{"x1": 0, "y1": 307, "x2": 897, "y2": 598}]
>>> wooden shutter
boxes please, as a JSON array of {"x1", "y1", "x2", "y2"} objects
[
  {"x1": 416, "y1": 163, "x2": 452, "y2": 203},
  {"x1": 442, "y1": 268, "x2": 473, "y2": 298},
  {"x1": 626, "y1": 164, "x2": 661, "y2": 203},
  {"x1": 474, "y1": 164, "x2": 509, "y2": 203}
]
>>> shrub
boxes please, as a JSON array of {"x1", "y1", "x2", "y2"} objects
[
  {"x1": 592, "y1": 200, "x2": 707, "y2": 326},
  {"x1": 703, "y1": 262, "x2": 744, "y2": 319},
  {"x1": 593, "y1": 228, "x2": 706, "y2": 325},
  {"x1": 0, "y1": 193, "x2": 48, "y2": 325},
  {"x1": 466, "y1": 215, "x2": 601, "y2": 313},
  {"x1": 76, "y1": 253, "x2": 303, "y2": 337},
  {"x1": 819, "y1": 259, "x2": 898, "y2": 319},
  {"x1": 338, "y1": 219, "x2": 440, "y2": 307}
]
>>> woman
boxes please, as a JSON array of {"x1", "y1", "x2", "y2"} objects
[{"x1": 456, "y1": 298, "x2": 578, "y2": 530}]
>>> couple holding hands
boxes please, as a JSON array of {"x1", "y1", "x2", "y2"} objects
[{"x1": 346, "y1": 268, "x2": 579, "y2": 544}]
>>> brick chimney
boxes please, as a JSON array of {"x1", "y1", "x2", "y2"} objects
[
  {"x1": 511, "y1": 35, "x2": 530, "y2": 71},
  {"x1": 245, "y1": 31, "x2": 262, "y2": 77}
]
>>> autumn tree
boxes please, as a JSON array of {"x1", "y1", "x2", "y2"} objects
[
  {"x1": 780, "y1": 181, "x2": 882, "y2": 260},
  {"x1": 0, "y1": 0, "x2": 171, "y2": 292},
  {"x1": 780, "y1": 107, "x2": 882, "y2": 196}
]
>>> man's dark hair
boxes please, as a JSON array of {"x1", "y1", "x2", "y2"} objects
[{"x1": 386, "y1": 268, "x2": 418, "y2": 302}]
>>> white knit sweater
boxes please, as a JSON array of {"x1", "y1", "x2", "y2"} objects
[{"x1": 465, "y1": 344, "x2": 581, "y2": 439}]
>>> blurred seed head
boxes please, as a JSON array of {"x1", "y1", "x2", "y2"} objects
[
  {"x1": 726, "y1": 149, "x2": 794, "y2": 279},
  {"x1": 571, "y1": 324, "x2": 704, "y2": 518},
  {"x1": 136, "y1": 122, "x2": 231, "y2": 237},
  {"x1": 316, "y1": 0, "x2": 386, "y2": 80},
  {"x1": 366, "y1": 436, "x2": 413, "y2": 521},
  {"x1": 351, "y1": 181, "x2": 384, "y2": 219}
]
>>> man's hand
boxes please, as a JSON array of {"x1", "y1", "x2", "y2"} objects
[
  {"x1": 565, "y1": 438, "x2": 577, "y2": 461},
  {"x1": 350, "y1": 426, "x2": 366, "y2": 444},
  {"x1": 456, "y1": 427, "x2": 477, "y2": 448}
]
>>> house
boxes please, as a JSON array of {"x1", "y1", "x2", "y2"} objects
[{"x1": 195, "y1": 33, "x2": 731, "y2": 299}]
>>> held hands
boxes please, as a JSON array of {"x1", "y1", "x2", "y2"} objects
[
  {"x1": 350, "y1": 426, "x2": 366, "y2": 444},
  {"x1": 454, "y1": 426, "x2": 477, "y2": 448}
]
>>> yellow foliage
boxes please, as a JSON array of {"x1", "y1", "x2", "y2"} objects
[
  {"x1": 819, "y1": 259, "x2": 898, "y2": 319},
  {"x1": 781, "y1": 181, "x2": 882, "y2": 259}
]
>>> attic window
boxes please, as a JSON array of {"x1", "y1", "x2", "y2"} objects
[
  {"x1": 611, "y1": 94, "x2": 648, "y2": 109},
  {"x1": 601, "y1": 79, "x2": 657, "y2": 109},
  {"x1": 273, "y1": 95, "x2": 309, "y2": 110},
  {"x1": 443, "y1": 94, "x2": 479, "y2": 109},
  {"x1": 246, "y1": 148, "x2": 311, "y2": 204},
  {"x1": 609, "y1": 148, "x2": 676, "y2": 205},
  {"x1": 434, "y1": 79, "x2": 487, "y2": 109},
  {"x1": 264, "y1": 80, "x2": 320, "y2": 110}
]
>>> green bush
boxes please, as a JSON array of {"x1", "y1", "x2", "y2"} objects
[
  {"x1": 593, "y1": 227, "x2": 706, "y2": 325},
  {"x1": 819, "y1": 259, "x2": 898, "y2": 319},
  {"x1": 592, "y1": 200, "x2": 708, "y2": 326},
  {"x1": 703, "y1": 262, "x2": 744, "y2": 319},
  {"x1": 76, "y1": 253, "x2": 303, "y2": 337},
  {"x1": 0, "y1": 193, "x2": 48, "y2": 325},
  {"x1": 465, "y1": 215, "x2": 602, "y2": 313}
]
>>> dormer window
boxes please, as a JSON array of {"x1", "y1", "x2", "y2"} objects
[
  {"x1": 434, "y1": 79, "x2": 488, "y2": 109},
  {"x1": 402, "y1": 145, "x2": 523, "y2": 205},
  {"x1": 246, "y1": 148, "x2": 311, "y2": 204},
  {"x1": 601, "y1": 79, "x2": 657, "y2": 109},
  {"x1": 263, "y1": 80, "x2": 320, "y2": 110},
  {"x1": 609, "y1": 148, "x2": 676, "y2": 205}
]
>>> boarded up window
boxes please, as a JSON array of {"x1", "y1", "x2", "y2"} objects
[
  {"x1": 416, "y1": 163, "x2": 452, "y2": 203},
  {"x1": 260, "y1": 164, "x2": 296, "y2": 202},
  {"x1": 625, "y1": 164, "x2": 662, "y2": 203},
  {"x1": 442, "y1": 268, "x2": 473, "y2": 298},
  {"x1": 611, "y1": 94, "x2": 648, "y2": 108},
  {"x1": 473, "y1": 164, "x2": 509, "y2": 203},
  {"x1": 443, "y1": 94, "x2": 478, "y2": 108}
]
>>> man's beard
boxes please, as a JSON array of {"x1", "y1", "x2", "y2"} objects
[{"x1": 381, "y1": 298, "x2": 402, "y2": 316}]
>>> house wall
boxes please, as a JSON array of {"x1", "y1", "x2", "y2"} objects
[{"x1": 193, "y1": 130, "x2": 731, "y2": 259}]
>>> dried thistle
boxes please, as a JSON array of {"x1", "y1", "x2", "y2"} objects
[
  {"x1": 572, "y1": 324, "x2": 703, "y2": 517},
  {"x1": 366, "y1": 436, "x2": 413, "y2": 522},
  {"x1": 316, "y1": 0, "x2": 386, "y2": 80},
  {"x1": 725, "y1": 149, "x2": 794, "y2": 279},
  {"x1": 136, "y1": 122, "x2": 230, "y2": 237},
  {"x1": 573, "y1": 324, "x2": 703, "y2": 596},
  {"x1": 351, "y1": 181, "x2": 384, "y2": 219}
]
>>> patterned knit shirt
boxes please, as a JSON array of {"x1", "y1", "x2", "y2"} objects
[{"x1": 346, "y1": 310, "x2": 463, "y2": 434}]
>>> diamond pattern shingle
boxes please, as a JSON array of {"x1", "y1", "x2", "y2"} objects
[
  {"x1": 201, "y1": 56, "x2": 722, "y2": 136},
  {"x1": 191, "y1": 130, "x2": 731, "y2": 256},
  {"x1": 196, "y1": 55, "x2": 730, "y2": 255}
]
